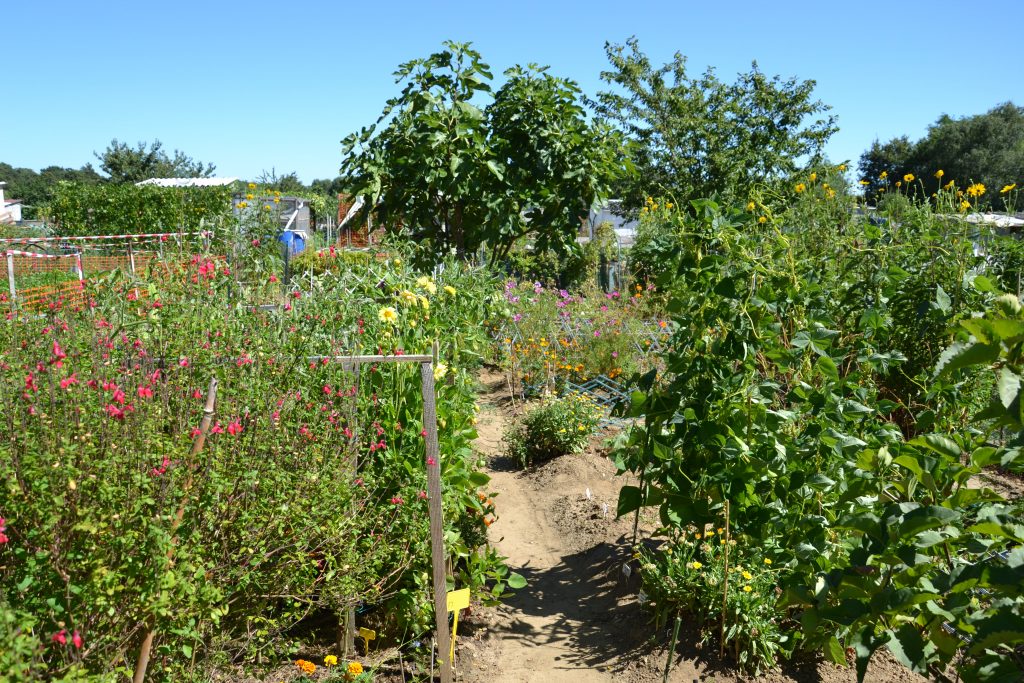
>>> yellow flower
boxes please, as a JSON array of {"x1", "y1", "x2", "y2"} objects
[
  {"x1": 794, "y1": 183, "x2": 806, "y2": 193},
  {"x1": 263, "y1": 205, "x2": 272, "y2": 211},
  {"x1": 1001, "y1": 183, "x2": 1017, "y2": 194},
  {"x1": 944, "y1": 180, "x2": 955, "y2": 190},
  {"x1": 745, "y1": 201, "x2": 755, "y2": 212},
  {"x1": 809, "y1": 172, "x2": 817, "y2": 182},
  {"x1": 879, "y1": 171, "x2": 888, "y2": 180},
  {"x1": 348, "y1": 661, "x2": 364, "y2": 676},
  {"x1": 273, "y1": 197, "x2": 280, "y2": 204},
  {"x1": 238, "y1": 201, "x2": 247, "y2": 208},
  {"x1": 967, "y1": 182, "x2": 986, "y2": 197},
  {"x1": 247, "y1": 182, "x2": 256, "y2": 189},
  {"x1": 418, "y1": 295, "x2": 430, "y2": 310},
  {"x1": 763, "y1": 558, "x2": 772, "y2": 565},
  {"x1": 433, "y1": 363, "x2": 448, "y2": 381},
  {"x1": 378, "y1": 306, "x2": 398, "y2": 324},
  {"x1": 687, "y1": 561, "x2": 703, "y2": 570},
  {"x1": 742, "y1": 570, "x2": 753, "y2": 580},
  {"x1": 895, "y1": 181, "x2": 901, "y2": 188},
  {"x1": 903, "y1": 173, "x2": 915, "y2": 183},
  {"x1": 959, "y1": 200, "x2": 971, "y2": 212},
  {"x1": 838, "y1": 164, "x2": 846, "y2": 171},
  {"x1": 393, "y1": 258, "x2": 402, "y2": 266},
  {"x1": 935, "y1": 169, "x2": 944, "y2": 179},
  {"x1": 758, "y1": 216, "x2": 767, "y2": 224},
  {"x1": 295, "y1": 659, "x2": 316, "y2": 675},
  {"x1": 398, "y1": 290, "x2": 418, "y2": 306},
  {"x1": 324, "y1": 655, "x2": 338, "y2": 667},
  {"x1": 859, "y1": 180, "x2": 870, "y2": 185},
  {"x1": 826, "y1": 188, "x2": 836, "y2": 199},
  {"x1": 444, "y1": 285, "x2": 457, "y2": 296},
  {"x1": 665, "y1": 202, "x2": 673, "y2": 209},
  {"x1": 246, "y1": 193, "x2": 254, "y2": 200},
  {"x1": 416, "y1": 276, "x2": 437, "y2": 294},
  {"x1": 743, "y1": 585, "x2": 753, "y2": 593}
]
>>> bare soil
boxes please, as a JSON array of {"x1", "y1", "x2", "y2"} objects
[{"x1": 456, "y1": 369, "x2": 925, "y2": 683}]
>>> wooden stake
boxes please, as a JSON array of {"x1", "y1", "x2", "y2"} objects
[
  {"x1": 420, "y1": 347, "x2": 452, "y2": 683},
  {"x1": 133, "y1": 378, "x2": 218, "y2": 683}
]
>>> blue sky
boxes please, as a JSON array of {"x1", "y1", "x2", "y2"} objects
[{"x1": 3, "y1": 1, "x2": 1022, "y2": 184}]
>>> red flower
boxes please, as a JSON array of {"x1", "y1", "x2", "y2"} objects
[
  {"x1": 105, "y1": 405, "x2": 126, "y2": 420},
  {"x1": 426, "y1": 456, "x2": 437, "y2": 466},
  {"x1": 210, "y1": 422, "x2": 224, "y2": 434},
  {"x1": 390, "y1": 496, "x2": 404, "y2": 505},
  {"x1": 226, "y1": 420, "x2": 243, "y2": 436},
  {"x1": 137, "y1": 386, "x2": 154, "y2": 399},
  {"x1": 72, "y1": 630, "x2": 83, "y2": 649},
  {"x1": 60, "y1": 373, "x2": 78, "y2": 390},
  {"x1": 52, "y1": 629, "x2": 67, "y2": 645},
  {"x1": 179, "y1": 358, "x2": 189, "y2": 368}
]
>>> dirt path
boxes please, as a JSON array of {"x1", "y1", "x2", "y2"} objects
[
  {"x1": 458, "y1": 369, "x2": 924, "y2": 683},
  {"x1": 461, "y1": 371, "x2": 646, "y2": 682}
]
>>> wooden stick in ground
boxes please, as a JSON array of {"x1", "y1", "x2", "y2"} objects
[
  {"x1": 420, "y1": 352, "x2": 452, "y2": 683},
  {"x1": 720, "y1": 500, "x2": 730, "y2": 661},
  {"x1": 662, "y1": 611, "x2": 682, "y2": 683},
  {"x1": 133, "y1": 378, "x2": 218, "y2": 683}
]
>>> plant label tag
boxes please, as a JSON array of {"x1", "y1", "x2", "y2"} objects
[
  {"x1": 446, "y1": 588, "x2": 470, "y2": 612},
  {"x1": 359, "y1": 627, "x2": 376, "y2": 643},
  {"x1": 585, "y1": 488, "x2": 592, "y2": 500},
  {"x1": 621, "y1": 563, "x2": 632, "y2": 578}
]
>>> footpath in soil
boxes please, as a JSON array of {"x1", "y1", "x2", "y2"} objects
[{"x1": 456, "y1": 369, "x2": 924, "y2": 683}]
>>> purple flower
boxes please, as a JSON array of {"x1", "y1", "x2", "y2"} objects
[
  {"x1": 557, "y1": 301, "x2": 567, "y2": 308},
  {"x1": 513, "y1": 313, "x2": 523, "y2": 322}
]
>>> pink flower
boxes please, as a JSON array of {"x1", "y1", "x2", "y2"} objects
[
  {"x1": 0, "y1": 517, "x2": 8, "y2": 544},
  {"x1": 105, "y1": 405, "x2": 126, "y2": 420},
  {"x1": 210, "y1": 422, "x2": 224, "y2": 434},
  {"x1": 426, "y1": 456, "x2": 437, "y2": 466},
  {"x1": 292, "y1": 291, "x2": 302, "y2": 299},
  {"x1": 52, "y1": 629, "x2": 67, "y2": 645},
  {"x1": 179, "y1": 358, "x2": 189, "y2": 368},
  {"x1": 60, "y1": 373, "x2": 78, "y2": 390},
  {"x1": 72, "y1": 630, "x2": 83, "y2": 650},
  {"x1": 192, "y1": 389, "x2": 203, "y2": 400},
  {"x1": 418, "y1": 490, "x2": 427, "y2": 499},
  {"x1": 137, "y1": 386, "x2": 154, "y2": 399},
  {"x1": 24, "y1": 373, "x2": 37, "y2": 392},
  {"x1": 390, "y1": 496, "x2": 404, "y2": 505},
  {"x1": 51, "y1": 341, "x2": 67, "y2": 368},
  {"x1": 269, "y1": 274, "x2": 278, "y2": 283},
  {"x1": 226, "y1": 420, "x2": 243, "y2": 436}
]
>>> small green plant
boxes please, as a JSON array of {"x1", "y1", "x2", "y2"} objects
[
  {"x1": 504, "y1": 393, "x2": 602, "y2": 468},
  {"x1": 638, "y1": 530, "x2": 783, "y2": 674}
]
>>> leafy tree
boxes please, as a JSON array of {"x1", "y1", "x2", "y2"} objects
[
  {"x1": 95, "y1": 139, "x2": 216, "y2": 183},
  {"x1": 339, "y1": 41, "x2": 624, "y2": 264},
  {"x1": 858, "y1": 102, "x2": 1024, "y2": 208},
  {"x1": 589, "y1": 37, "x2": 837, "y2": 214},
  {"x1": 0, "y1": 162, "x2": 103, "y2": 219},
  {"x1": 255, "y1": 168, "x2": 307, "y2": 195}
]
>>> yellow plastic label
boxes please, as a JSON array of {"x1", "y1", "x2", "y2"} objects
[{"x1": 446, "y1": 588, "x2": 470, "y2": 612}]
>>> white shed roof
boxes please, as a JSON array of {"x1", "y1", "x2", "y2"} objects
[{"x1": 136, "y1": 177, "x2": 239, "y2": 188}]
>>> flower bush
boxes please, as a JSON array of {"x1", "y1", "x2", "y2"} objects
[
  {"x1": 0, "y1": 245, "x2": 512, "y2": 680},
  {"x1": 504, "y1": 393, "x2": 603, "y2": 468}
]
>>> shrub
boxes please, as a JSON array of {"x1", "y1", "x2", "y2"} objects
[{"x1": 504, "y1": 393, "x2": 602, "y2": 468}]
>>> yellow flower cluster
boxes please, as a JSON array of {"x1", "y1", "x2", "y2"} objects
[
  {"x1": 967, "y1": 182, "x2": 986, "y2": 198},
  {"x1": 324, "y1": 655, "x2": 338, "y2": 667}
]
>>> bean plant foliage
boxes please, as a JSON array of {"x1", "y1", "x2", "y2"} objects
[
  {"x1": 615, "y1": 183, "x2": 1024, "y2": 680},
  {"x1": 0, "y1": 245, "x2": 519, "y2": 681}
]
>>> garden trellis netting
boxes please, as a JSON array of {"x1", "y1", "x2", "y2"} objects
[{"x1": 0, "y1": 231, "x2": 212, "y2": 311}]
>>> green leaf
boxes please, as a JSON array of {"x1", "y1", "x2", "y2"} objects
[
  {"x1": 935, "y1": 341, "x2": 999, "y2": 376},
  {"x1": 485, "y1": 159, "x2": 504, "y2": 180},
  {"x1": 824, "y1": 636, "x2": 846, "y2": 666},
  {"x1": 886, "y1": 624, "x2": 930, "y2": 673},
  {"x1": 617, "y1": 485, "x2": 644, "y2": 517},
  {"x1": 506, "y1": 572, "x2": 527, "y2": 589},
  {"x1": 909, "y1": 434, "x2": 961, "y2": 459},
  {"x1": 998, "y1": 368, "x2": 1022, "y2": 409}
]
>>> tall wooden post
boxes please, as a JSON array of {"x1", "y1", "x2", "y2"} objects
[
  {"x1": 420, "y1": 348, "x2": 452, "y2": 683},
  {"x1": 6, "y1": 251, "x2": 16, "y2": 309}
]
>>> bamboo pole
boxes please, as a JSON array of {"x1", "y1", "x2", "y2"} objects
[{"x1": 133, "y1": 378, "x2": 218, "y2": 683}]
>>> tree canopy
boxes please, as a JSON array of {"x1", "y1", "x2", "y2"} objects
[
  {"x1": 589, "y1": 37, "x2": 837, "y2": 213},
  {"x1": 858, "y1": 102, "x2": 1024, "y2": 208},
  {"x1": 0, "y1": 162, "x2": 103, "y2": 219},
  {"x1": 95, "y1": 139, "x2": 216, "y2": 183},
  {"x1": 339, "y1": 41, "x2": 625, "y2": 264}
]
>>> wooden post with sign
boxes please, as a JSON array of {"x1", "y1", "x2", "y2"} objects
[{"x1": 421, "y1": 343, "x2": 453, "y2": 683}]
